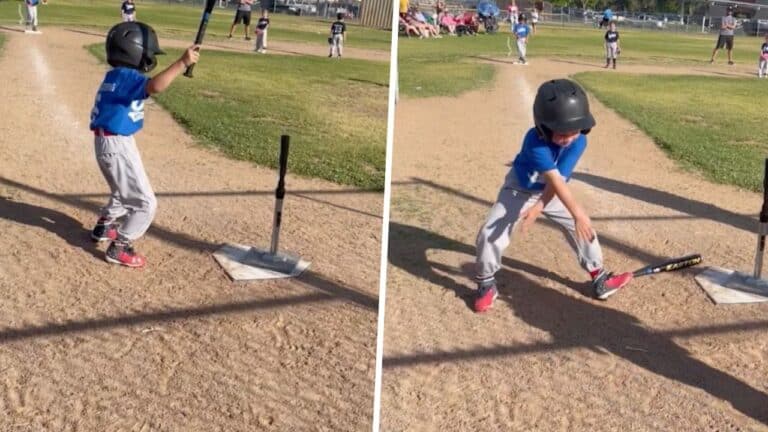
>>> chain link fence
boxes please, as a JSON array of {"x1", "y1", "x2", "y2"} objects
[{"x1": 139, "y1": 0, "x2": 362, "y2": 20}]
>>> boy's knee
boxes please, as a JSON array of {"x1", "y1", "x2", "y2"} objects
[{"x1": 143, "y1": 193, "x2": 158, "y2": 217}]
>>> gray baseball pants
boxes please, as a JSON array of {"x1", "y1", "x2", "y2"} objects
[
  {"x1": 516, "y1": 38, "x2": 527, "y2": 60},
  {"x1": 330, "y1": 34, "x2": 343, "y2": 57},
  {"x1": 255, "y1": 29, "x2": 267, "y2": 51},
  {"x1": 475, "y1": 173, "x2": 604, "y2": 281},
  {"x1": 26, "y1": 5, "x2": 38, "y2": 27},
  {"x1": 94, "y1": 134, "x2": 157, "y2": 242}
]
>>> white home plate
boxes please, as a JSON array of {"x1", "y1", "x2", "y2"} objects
[
  {"x1": 213, "y1": 243, "x2": 310, "y2": 281},
  {"x1": 695, "y1": 266, "x2": 768, "y2": 304}
]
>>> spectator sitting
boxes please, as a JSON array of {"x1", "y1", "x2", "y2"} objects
[
  {"x1": 410, "y1": 7, "x2": 441, "y2": 37},
  {"x1": 400, "y1": 16, "x2": 422, "y2": 37},
  {"x1": 440, "y1": 13, "x2": 458, "y2": 35}
]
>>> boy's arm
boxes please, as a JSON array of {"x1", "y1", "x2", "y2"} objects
[
  {"x1": 541, "y1": 169, "x2": 593, "y2": 239},
  {"x1": 146, "y1": 45, "x2": 199, "y2": 95}
]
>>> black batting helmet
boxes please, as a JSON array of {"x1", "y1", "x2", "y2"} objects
[
  {"x1": 106, "y1": 22, "x2": 165, "y2": 73},
  {"x1": 533, "y1": 79, "x2": 596, "y2": 140}
]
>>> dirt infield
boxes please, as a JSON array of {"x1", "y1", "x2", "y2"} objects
[
  {"x1": 382, "y1": 58, "x2": 768, "y2": 431},
  {"x1": 0, "y1": 27, "x2": 381, "y2": 431}
]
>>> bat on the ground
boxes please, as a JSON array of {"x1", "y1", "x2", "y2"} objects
[
  {"x1": 632, "y1": 254, "x2": 703, "y2": 278},
  {"x1": 754, "y1": 158, "x2": 768, "y2": 277},
  {"x1": 184, "y1": 0, "x2": 216, "y2": 78}
]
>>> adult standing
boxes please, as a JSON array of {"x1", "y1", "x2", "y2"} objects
[
  {"x1": 507, "y1": 0, "x2": 518, "y2": 29},
  {"x1": 710, "y1": 6, "x2": 736, "y2": 65},
  {"x1": 228, "y1": 0, "x2": 254, "y2": 40}
]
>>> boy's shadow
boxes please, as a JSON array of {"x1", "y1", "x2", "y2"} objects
[
  {"x1": 388, "y1": 221, "x2": 768, "y2": 424},
  {"x1": 0, "y1": 196, "x2": 103, "y2": 261}
]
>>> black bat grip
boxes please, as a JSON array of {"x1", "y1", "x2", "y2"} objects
[
  {"x1": 761, "y1": 158, "x2": 768, "y2": 222},
  {"x1": 183, "y1": 63, "x2": 196, "y2": 78},
  {"x1": 184, "y1": 6, "x2": 211, "y2": 79},
  {"x1": 276, "y1": 135, "x2": 290, "y2": 200}
]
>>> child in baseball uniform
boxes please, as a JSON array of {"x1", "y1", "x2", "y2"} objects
[
  {"x1": 758, "y1": 34, "x2": 768, "y2": 78},
  {"x1": 121, "y1": 0, "x2": 137, "y2": 23},
  {"x1": 329, "y1": 13, "x2": 346, "y2": 58},
  {"x1": 473, "y1": 79, "x2": 633, "y2": 312},
  {"x1": 512, "y1": 15, "x2": 530, "y2": 65},
  {"x1": 254, "y1": 10, "x2": 270, "y2": 53},
  {"x1": 604, "y1": 21, "x2": 620, "y2": 69},
  {"x1": 25, "y1": 0, "x2": 40, "y2": 32},
  {"x1": 89, "y1": 22, "x2": 199, "y2": 267}
]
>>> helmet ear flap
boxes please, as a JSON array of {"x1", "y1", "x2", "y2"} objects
[
  {"x1": 581, "y1": 128, "x2": 591, "y2": 135},
  {"x1": 141, "y1": 55, "x2": 157, "y2": 73},
  {"x1": 536, "y1": 124, "x2": 553, "y2": 141}
]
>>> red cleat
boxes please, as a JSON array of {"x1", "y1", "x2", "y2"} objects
[
  {"x1": 474, "y1": 283, "x2": 499, "y2": 313},
  {"x1": 593, "y1": 271, "x2": 633, "y2": 300},
  {"x1": 91, "y1": 217, "x2": 118, "y2": 242},
  {"x1": 105, "y1": 241, "x2": 146, "y2": 268}
]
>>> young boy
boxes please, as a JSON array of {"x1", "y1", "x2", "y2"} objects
[
  {"x1": 89, "y1": 22, "x2": 199, "y2": 267},
  {"x1": 329, "y1": 13, "x2": 346, "y2": 58},
  {"x1": 604, "y1": 21, "x2": 620, "y2": 69},
  {"x1": 121, "y1": 0, "x2": 136, "y2": 23},
  {"x1": 25, "y1": 0, "x2": 40, "y2": 32},
  {"x1": 512, "y1": 14, "x2": 530, "y2": 65},
  {"x1": 473, "y1": 79, "x2": 633, "y2": 312},
  {"x1": 758, "y1": 34, "x2": 768, "y2": 78},
  {"x1": 254, "y1": 10, "x2": 270, "y2": 53}
]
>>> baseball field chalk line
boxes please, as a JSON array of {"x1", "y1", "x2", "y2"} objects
[{"x1": 30, "y1": 44, "x2": 83, "y2": 156}]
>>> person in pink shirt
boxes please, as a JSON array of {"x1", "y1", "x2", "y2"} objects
[{"x1": 507, "y1": 0, "x2": 519, "y2": 29}]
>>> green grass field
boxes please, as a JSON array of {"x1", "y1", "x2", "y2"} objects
[
  {"x1": 0, "y1": 0, "x2": 391, "y2": 50},
  {"x1": 399, "y1": 25, "x2": 764, "y2": 97},
  {"x1": 575, "y1": 73, "x2": 768, "y2": 192},
  {"x1": 399, "y1": 24, "x2": 768, "y2": 191},
  {"x1": 88, "y1": 44, "x2": 389, "y2": 190}
]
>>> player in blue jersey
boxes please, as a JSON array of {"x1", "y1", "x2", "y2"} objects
[
  {"x1": 24, "y1": 0, "x2": 41, "y2": 32},
  {"x1": 473, "y1": 79, "x2": 633, "y2": 312},
  {"x1": 89, "y1": 22, "x2": 199, "y2": 268},
  {"x1": 512, "y1": 14, "x2": 530, "y2": 64}
]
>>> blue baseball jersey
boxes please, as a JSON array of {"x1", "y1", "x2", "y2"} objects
[
  {"x1": 90, "y1": 68, "x2": 149, "y2": 136},
  {"x1": 508, "y1": 128, "x2": 587, "y2": 191},
  {"x1": 513, "y1": 23, "x2": 530, "y2": 38}
]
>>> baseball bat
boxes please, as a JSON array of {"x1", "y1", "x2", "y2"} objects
[
  {"x1": 753, "y1": 158, "x2": 768, "y2": 277},
  {"x1": 184, "y1": 0, "x2": 216, "y2": 78},
  {"x1": 269, "y1": 135, "x2": 290, "y2": 254},
  {"x1": 632, "y1": 254, "x2": 703, "y2": 278}
]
